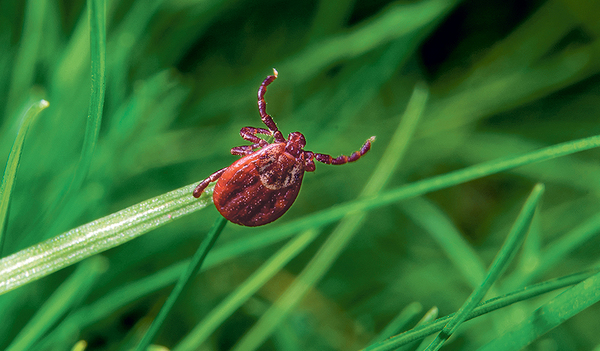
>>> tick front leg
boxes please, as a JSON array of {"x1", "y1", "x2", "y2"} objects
[
  {"x1": 315, "y1": 136, "x2": 375, "y2": 165},
  {"x1": 193, "y1": 167, "x2": 228, "y2": 198},
  {"x1": 258, "y1": 69, "x2": 286, "y2": 143},
  {"x1": 239, "y1": 127, "x2": 270, "y2": 147}
]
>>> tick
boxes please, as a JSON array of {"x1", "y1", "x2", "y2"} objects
[{"x1": 193, "y1": 69, "x2": 375, "y2": 226}]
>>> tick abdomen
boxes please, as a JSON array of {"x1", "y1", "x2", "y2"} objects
[{"x1": 213, "y1": 143, "x2": 304, "y2": 226}]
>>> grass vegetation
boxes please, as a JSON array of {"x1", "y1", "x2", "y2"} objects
[{"x1": 1, "y1": 0, "x2": 600, "y2": 350}]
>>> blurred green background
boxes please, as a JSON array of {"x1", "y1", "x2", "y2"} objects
[{"x1": 1, "y1": 0, "x2": 600, "y2": 350}]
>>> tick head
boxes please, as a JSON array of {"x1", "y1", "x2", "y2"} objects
[{"x1": 286, "y1": 132, "x2": 306, "y2": 158}]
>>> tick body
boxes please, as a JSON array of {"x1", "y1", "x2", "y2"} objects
[{"x1": 193, "y1": 69, "x2": 375, "y2": 226}]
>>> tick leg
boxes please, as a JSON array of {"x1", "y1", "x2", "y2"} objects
[
  {"x1": 231, "y1": 144, "x2": 261, "y2": 156},
  {"x1": 240, "y1": 127, "x2": 270, "y2": 147},
  {"x1": 303, "y1": 151, "x2": 316, "y2": 172},
  {"x1": 314, "y1": 136, "x2": 375, "y2": 165},
  {"x1": 193, "y1": 167, "x2": 227, "y2": 198},
  {"x1": 258, "y1": 68, "x2": 286, "y2": 143}
]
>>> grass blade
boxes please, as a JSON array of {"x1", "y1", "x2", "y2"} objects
[
  {"x1": 0, "y1": 183, "x2": 213, "y2": 295},
  {"x1": 478, "y1": 270, "x2": 600, "y2": 351},
  {"x1": 424, "y1": 183, "x2": 545, "y2": 351},
  {"x1": 134, "y1": 216, "x2": 227, "y2": 351},
  {"x1": 173, "y1": 228, "x2": 321, "y2": 350},
  {"x1": 362, "y1": 269, "x2": 599, "y2": 351},
  {"x1": 0, "y1": 100, "x2": 49, "y2": 255},
  {"x1": 371, "y1": 302, "x2": 423, "y2": 344}
]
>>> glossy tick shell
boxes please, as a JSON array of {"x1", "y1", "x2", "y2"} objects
[
  {"x1": 213, "y1": 143, "x2": 304, "y2": 226},
  {"x1": 193, "y1": 69, "x2": 374, "y2": 226}
]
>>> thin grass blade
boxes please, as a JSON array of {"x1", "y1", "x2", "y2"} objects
[
  {"x1": 477, "y1": 270, "x2": 600, "y2": 351},
  {"x1": 134, "y1": 217, "x2": 228, "y2": 351},
  {"x1": 0, "y1": 99, "x2": 49, "y2": 255},
  {"x1": 424, "y1": 183, "x2": 545, "y2": 351}
]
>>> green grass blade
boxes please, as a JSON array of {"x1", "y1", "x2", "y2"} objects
[
  {"x1": 0, "y1": 99, "x2": 49, "y2": 255},
  {"x1": 424, "y1": 183, "x2": 545, "y2": 351},
  {"x1": 397, "y1": 307, "x2": 439, "y2": 351},
  {"x1": 76, "y1": 0, "x2": 106, "y2": 187},
  {"x1": 0, "y1": 183, "x2": 213, "y2": 295},
  {"x1": 506, "y1": 210, "x2": 600, "y2": 290},
  {"x1": 477, "y1": 270, "x2": 600, "y2": 351},
  {"x1": 134, "y1": 216, "x2": 227, "y2": 351},
  {"x1": 362, "y1": 269, "x2": 599, "y2": 351},
  {"x1": 173, "y1": 228, "x2": 321, "y2": 351},
  {"x1": 230, "y1": 82, "x2": 429, "y2": 351},
  {"x1": 5, "y1": 256, "x2": 106, "y2": 351},
  {"x1": 371, "y1": 302, "x2": 423, "y2": 344}
]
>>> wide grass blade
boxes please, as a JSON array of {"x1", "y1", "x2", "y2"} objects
[{"x1": 0, "y1": 183, "x2": 213, "y2": 295}]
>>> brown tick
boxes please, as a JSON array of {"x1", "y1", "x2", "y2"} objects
[{"x1": 193, "y1": 69, "x2": 375, "y2": 226}]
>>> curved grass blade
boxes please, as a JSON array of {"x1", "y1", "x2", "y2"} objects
[
  {"x1": 0, "y1": 99, "x2": 50, "y2": 255},
  {"x1": 424, "y1": 183, "x2": 545, "y2": 351}
]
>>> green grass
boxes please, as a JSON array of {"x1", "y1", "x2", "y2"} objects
[{"x1": 1, "y1": 0, "x2": 600, "y2": 350}]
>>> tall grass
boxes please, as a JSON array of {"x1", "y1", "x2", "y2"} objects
[{"x1": 1, "y1": 0, "x2": 600, "y2": 350}]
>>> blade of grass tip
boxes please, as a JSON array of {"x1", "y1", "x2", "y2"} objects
[
  {"x1": 4, "y1": 256, "x2": 107, "y2": 351},
  {"x1": 423, "y1": 183, "x2": 545, "y2": 351},
  {"x1": 0, "y1": 99, "x2": 49, "y2": 255},
  {"x1": 173, "y1": 228, "x2": 321, "y2": 351},
  {"x1": 133, "y1": 217, "x2": 227, "y2": 351},
  {"x1": 396, "y1": 307, "x2": 439, "y2": 351},
  {"x1": 371, "y1": 302, "x2": 423, "y2": 343},
  {"x1": 3, "y1": 132, "x2": 600, "y2": 297},
  {"x1": 477, "y1": 270, "x2": 600, "y2": 351},
  {"x1": 71, "y1": 340, "x2": 88, "y2": 351},
  {"x1": 43, "y1": 0, "x2": 106, "y2": 229},
  {"x1": 362, "y1": 268, "x2": 599, "y2": 351},
  {"x1": 0, "y1": 183, "x2": 214, "y2": 296},
  {"x1": 231, "y1": 83, "x2": 429, "y2": 351}
]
